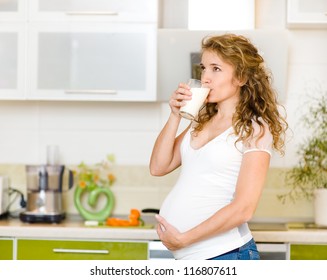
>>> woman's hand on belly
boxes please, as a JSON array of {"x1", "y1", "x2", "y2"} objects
[{"x1": 156, "y1": 214, "x2": 187, "y2": 251}]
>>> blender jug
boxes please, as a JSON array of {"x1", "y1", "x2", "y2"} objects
[{"x1": 20, "y1": 165, "x2": 74, "y2": 223}]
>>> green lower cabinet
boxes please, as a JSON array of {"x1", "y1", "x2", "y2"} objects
[
  {"x1": 0, "y1": 239, "x2": 14, "y2": 260},
  {"x1": 17, "y1": 239, "x2": 148, "y2": 260},
  {"x1": 290, "y1": 244, "x2": 327, "y2": 260}
]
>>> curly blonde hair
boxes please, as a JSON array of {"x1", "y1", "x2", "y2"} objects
[{"x1": 194, "y1": 34, "x2": 288, "y2": 155}]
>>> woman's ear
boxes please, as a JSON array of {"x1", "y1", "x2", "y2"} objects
[
  {"x1": 239, "y1": 79, "x2": 247, "y2": 87},
  {"x1": 234, "y1": 76, "x2": 247, "y2": 87}
]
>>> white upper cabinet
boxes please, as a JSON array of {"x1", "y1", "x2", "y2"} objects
[
  {"x1": 0, "y1": 0, "x2": 27, "y2": 21},
  {"x1": 287, "y1": 0, "x2": 327, "y2": 28},
  {"x1": 28, "y1": 0, "x2": 157, "y2": 23},
  {"x1": 0, "y1": 1, "x2": 26, "y2": 100},
  {"x1": 28, "y1": 22, "x2": 157, "y2": 101},
  {"x1": 0, "y1": 0, "x2": 158, "y2": 101},
  {"x1": 0, "y1": 23, "x2": 26, "y2": 99}
]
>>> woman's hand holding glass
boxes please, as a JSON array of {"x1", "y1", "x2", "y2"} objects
[{"x1": 169, "y1": 83, "x2": 192, "y2": 116}]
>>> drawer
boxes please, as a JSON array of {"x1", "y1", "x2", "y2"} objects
[
  {"x1": 0, "y1": 239, "x2": 14, "y2": 260},
  {"x1": 17, "y1": 239, "x2": 148, "y2": 260},
  {"x1": 290, "y1": 244, "x2": 327, "y2": 260}
]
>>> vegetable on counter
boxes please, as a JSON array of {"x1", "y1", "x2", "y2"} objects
[{"x1": 105, "y1": 208, "x2": 144, "y2": 227}]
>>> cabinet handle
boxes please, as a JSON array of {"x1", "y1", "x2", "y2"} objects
[
  {"x1": 53, "y1": 248, "x2": 109, "y2": 254},
  {"x1": 66, "y1": 11, "x2": 119, "y2": 16},
  {"x1": 65, "y1": 90, "x2": 117, "y2": 94}
]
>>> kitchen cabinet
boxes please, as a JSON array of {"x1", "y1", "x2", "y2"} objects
[
  {"x1": 28, "y1": 22, "x2": 156, "y2": 101},
  {"x1": 287, "y1": 0, "x2": 327, "y2": 28},
  {"x1": 3, "y1": 218, "x2": 327, "y2": 260},
  {"x1": 290, "y1": 244, "x2": 327, "y2": 260},
  {"x1": 0, "y1": 0, "x2": 158, "y2": 101},
  {"x1": 0, "y1": 24, "x2": 26, "y2": 100},
  {"x1": 28, "y1": 0, "x2": 157, "y2": 23},
  {"x1": 0, "y1": 238, "x2": 14, "y2": 260},
  {"x1": 17, "y1": 238, "x2": 148, "y2": 260},
  {"x1": 0, "y1": 0, "x2": 27, "y2": 21},
  {"x1": 27, "y1": 0, "x2": 158, "y2": 101}
]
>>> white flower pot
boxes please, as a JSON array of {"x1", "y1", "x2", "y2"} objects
[{"x1": 314, "y1": 189, "x2": 327, "y2": 226}]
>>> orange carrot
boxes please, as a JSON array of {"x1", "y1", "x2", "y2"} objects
[{"x1": 106, "y1": 209, "x2": 143, "y2": 227}]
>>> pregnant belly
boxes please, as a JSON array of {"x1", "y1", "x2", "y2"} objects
[{"x1": 159, "y1": 187, "x2": 231, "y2": 233}]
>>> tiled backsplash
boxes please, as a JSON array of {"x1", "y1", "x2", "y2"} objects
[{"x1": 0, "y1": 164, "x2": 313, "y2": 221}]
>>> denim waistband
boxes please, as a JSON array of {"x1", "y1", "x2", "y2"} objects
[{"x1": 224, "y1": 239, "x2": 255, "y2": 254}]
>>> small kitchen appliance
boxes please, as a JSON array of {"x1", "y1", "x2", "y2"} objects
[
  {"x1": 0, "y1": 176, "x2": 9, "y2": 217},
  {"x1": 20, "y1": 165, "x2": 73, "y2": 223}
]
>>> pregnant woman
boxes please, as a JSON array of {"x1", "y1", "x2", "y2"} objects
[{"x1": 149, "y1": 34, "x2": 288, "y2": 260}]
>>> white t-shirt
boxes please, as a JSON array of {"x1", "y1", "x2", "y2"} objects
[{"x1": 159, "y1": 120, "x2": 273, "y2": 260}]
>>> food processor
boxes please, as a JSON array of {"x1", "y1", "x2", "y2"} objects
[{"x1": 19, "y1": 165, "x2": 73, "y2": 223}]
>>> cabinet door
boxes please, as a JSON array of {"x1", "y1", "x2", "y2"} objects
[
  {"x1": 28, "y1": 22, "x2": 157, "y2": 101},
  {"x1": 28, "y1": 0, "x2": 158, "y2": 23},
  {"x1": 290, "y1": 244, "x2": 327, "y2": 260},
  {"x1": 287, "y1": 0, "x2": 327, "y2": 28},
  {"x1": 0, "y1": 0, "x2": 26, "y2": 21},
  {"x1": 0, "y1": 239, "x2": 14, "y2": 260},
  {"x1": 17, "y1": 239, "x2": 148, "y2": 260},
  {"x1": 0, "y1": 23, "x2": 26, "y2": 99}
]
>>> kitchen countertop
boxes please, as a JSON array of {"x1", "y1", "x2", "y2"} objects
[
  {"x1": 1, "y1": 218, "x2": 327, "y2": 244},
  {"x1": 252, "y1": 229, "x2": 327, "y2": 243},
  {"x1": 0, "y1": 218, "x2": 157, "y2": 241}
]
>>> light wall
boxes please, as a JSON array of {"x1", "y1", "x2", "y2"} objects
[
  {"x1": 0, "y1": 101, "x2": 162, "y2": 166},
  {"x1": 1, "y1": 0, "x2": 326, "y2": 220}
]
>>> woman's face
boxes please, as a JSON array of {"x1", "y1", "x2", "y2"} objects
[{"x1": 200, "y1": 50, "x2": 241, "y2": 104}]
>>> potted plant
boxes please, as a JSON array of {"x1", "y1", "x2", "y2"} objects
[{"x1": 278, "y1": 93, "x2": 327, "y2": 225}]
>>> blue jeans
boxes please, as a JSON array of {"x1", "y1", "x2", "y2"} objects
[{"x1": 207, "y1": 239, "x2": 260, "y2": 260}]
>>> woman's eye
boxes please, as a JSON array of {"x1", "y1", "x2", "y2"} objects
[{"x1": 213, "y1": 66, "x2": 221, "y2": 72}]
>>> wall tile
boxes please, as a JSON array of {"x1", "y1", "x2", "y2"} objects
[
  {"x1": 0, "y1": 131, "x2": 39, "y2": 164},
  {"x1": 38, "y1": 130, "x2": 159, "y2": 165},
  {"x1": 0, "y1": 101, "x2": 39, "y2": 130},
  {"x1": 288, "y1": 30, "x2": 327, "y2": 64},
  {"x1": 255, "y1": 188, "x2": 313, "y2": 219},
  {"x1": 1, "y1": 164, "x2": 314, "y2": 220},
  {"x1": 38, "y1": 101, "x2": 162, "y2": 131}
]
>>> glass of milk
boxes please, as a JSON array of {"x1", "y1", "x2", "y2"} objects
[{"x1": 179, "y1": 79, "x2": 210, "y2": 120}]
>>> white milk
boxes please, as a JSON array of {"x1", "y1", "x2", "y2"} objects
[{"x1": 179, "y1": 87, "x2": 210, "y2": 120}]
